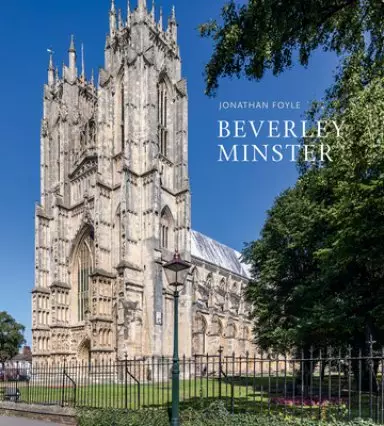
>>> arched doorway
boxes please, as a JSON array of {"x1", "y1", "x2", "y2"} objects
[{"x1": 78, "y1": 338, "x2": 91, "y2": 365}]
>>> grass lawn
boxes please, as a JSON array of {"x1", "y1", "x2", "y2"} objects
[{"x1": 1, "y1": 376, "x2": 383, "y2": 422}]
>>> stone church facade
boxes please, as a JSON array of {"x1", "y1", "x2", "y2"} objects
[{"x1": 32, "y1": 0, "x2": 253, "y2": 364}]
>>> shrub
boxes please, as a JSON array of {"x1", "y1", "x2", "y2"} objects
[{"x1": 77, "y1": 403, "x2": 379, "y2": 426}]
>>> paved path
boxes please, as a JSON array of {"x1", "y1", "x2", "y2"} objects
[{"x1": 0, "y1": 417, "x2": 61, "y2": 426}]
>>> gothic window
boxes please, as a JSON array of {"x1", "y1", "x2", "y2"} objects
[
  {"x1": 76, "y1": 232, "x2": 94, "y2": 322},
  {"x1": 160, "y1": 207, "x2": 174, "y2": 250},
  {"x1": 158, "y1": 80, "x2": 168, "y2": 157}
]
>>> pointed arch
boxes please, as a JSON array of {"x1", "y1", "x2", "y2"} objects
[
  {"x1": 211, "y1": 315, "x2": 223, "y2": 337},
  {"x1": 70, "y1": 225, "x2": 95, "y2": 323},
  {"x1": 160, "y1": 206, "x2": 175, "y2": 250},
  {"x1": 158, "y1": 70, "x2": 175, "y2": 95},
  {"x1": 157, "y1": 72, "x2": 173, "y2": 158},
  {"x1": 78, "y1": 337, "x2": 91, "y2": 364}
]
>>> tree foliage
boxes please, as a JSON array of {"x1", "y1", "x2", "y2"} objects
[
  {"x1": 243, "y1": 68, "x2": 384, "y2": 355},
  {"x1": 0, "y1": 311, "x2": 25, "y2": 364},
  {"x1": 200, "y1": 0, "x2": 384, "y2": 95}
]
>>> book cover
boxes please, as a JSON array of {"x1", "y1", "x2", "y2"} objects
[{"x1": 0, "y1": 0, "x2": 382, "y2": 424}]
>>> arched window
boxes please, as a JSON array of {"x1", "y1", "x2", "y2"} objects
[
  {"x1": 76, "y1": 232, "x2": 94, "y2": 322},
  {"x1": 160, "y1": 207, "x2": 174, "y2": 250},
  {"x1": 158, "y1": 80, "x2": 168, "y2": 157}
]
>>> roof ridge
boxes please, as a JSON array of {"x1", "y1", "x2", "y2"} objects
[
  {"x1": 191, "y1": 229, "x2": 242, "y2": 254},
  {"x1": 191, "y1": 229, "x2": 250, "y2": 279}
]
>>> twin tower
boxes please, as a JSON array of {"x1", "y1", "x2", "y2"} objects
[{"x1": 32, "y1": 0, "x2": 191, "y2": 363}]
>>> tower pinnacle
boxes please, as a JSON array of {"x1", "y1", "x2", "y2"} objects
[
  {"x1": 127, "y1": 0, "x2": 131, "y2": 25},
  {"x1": 68, "y1": 35, "x2": 77, "y2": 80},
  {"x1": 118, "y1": 8, "x2": 123, "y2": 29},
  {"x1": 168, "y1": 5, "x2": 177, "y2": 42},
  {"x1": 158, "y1": 7, "x2": 163, "y2": 31},
  {"x1": 47, "y1": 49, "x2": 55, "y2": 86},
  {"x1": 69, "y1": 35, "x2": 75, "y2": 52},
  {"x1": 138, "y1": 0, "x2": 147, "y2": 11},
  {"x1": 110, "y1": 0, "x2": 117, "y2": 35},
  {"x1": 81, "y1": 43, "x2": 85, "y2": 81}
]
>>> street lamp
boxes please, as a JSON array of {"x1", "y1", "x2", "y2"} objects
[{"x1": 163, "y1": 250, "x2": 191, "y2": 426}]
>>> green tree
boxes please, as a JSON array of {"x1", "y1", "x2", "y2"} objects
[
  {"x1": 243, "y1": 69, "x2": 384, "y2": 389},
  {"x1": 200, "y1": 0, "x2": 384, "y2": 96},
  {"x1": 0, "y1": 311, "x2": 25, "y2": 365}
]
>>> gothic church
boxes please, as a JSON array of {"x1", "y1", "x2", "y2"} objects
[{"x1": 32, "y1": 0, "x2": 253, "y2": 363}]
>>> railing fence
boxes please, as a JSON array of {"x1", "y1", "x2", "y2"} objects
[{"x1": 1, "y1": 349, "x2": 384, "y2": 422}]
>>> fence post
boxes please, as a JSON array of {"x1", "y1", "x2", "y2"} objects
[
  {"x1": 231, "y1": 352, "x2": 235, "y2": 414},
  {"x1": 15, "y1": 361, "x2": 19, "y2": 400},
  {"x1": 61, "y1": 358, "x2": 66, "y2": 408},
  {"x1": 125, "y1": 353, "x2": 128, "y2": 410},
  {"x1": 218, "y1": 346, "x2": 223, "y2": 400}
]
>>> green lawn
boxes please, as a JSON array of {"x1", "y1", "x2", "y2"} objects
[{"x1": 1, "y1": 376, "x2": 383, "y2": 423}]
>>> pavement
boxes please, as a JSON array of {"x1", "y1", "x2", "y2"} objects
[{"x1": 0, "y1": 417, "x2": 61, "y2": 426}]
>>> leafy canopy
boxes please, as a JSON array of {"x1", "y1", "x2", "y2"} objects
[
  {"x1": 244, "y1": 67, "x2": 384, "y2": 352},
  {"x1": 200, "y1": 0, "x2": 384, "y2": 95},
  {"x1": 0, "y1": 311, "x2": 25, "y2": 364}
]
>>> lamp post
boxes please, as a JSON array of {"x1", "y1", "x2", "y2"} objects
[{"x1": 163, "y1": 250, "x2": 191, "y2": 426}]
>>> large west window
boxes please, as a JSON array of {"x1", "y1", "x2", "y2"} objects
[{"x1": 76, "y1": 233, "x2": 94, "y2": 322}]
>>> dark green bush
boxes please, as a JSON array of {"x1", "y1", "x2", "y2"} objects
[{"x1": 77, "y1": 402, "x2": 379, "y2": 426}]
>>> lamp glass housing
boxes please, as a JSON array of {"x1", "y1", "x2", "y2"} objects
[{"x1": 163, "y1": 252, "x2": 191, "y2": 290}]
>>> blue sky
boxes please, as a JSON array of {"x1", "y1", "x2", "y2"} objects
[{"x1": 0, "y1": 0, "x2": 338, "y2": 344}]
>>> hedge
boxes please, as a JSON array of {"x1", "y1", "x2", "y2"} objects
[{"x1": 77, "y1": 402, "x2": 378, "y2": 426}]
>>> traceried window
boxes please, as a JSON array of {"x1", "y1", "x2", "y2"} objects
[
  {"x1": 158, "y1": 80, "x2": 168, "y2": 157},
  {"x1": 76, "y1": 232, "x2": 94, "y2": 322}
]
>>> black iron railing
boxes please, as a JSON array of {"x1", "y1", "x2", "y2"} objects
[{"x1": 1, "y1": 349, "x2": 384, "y2": 423}]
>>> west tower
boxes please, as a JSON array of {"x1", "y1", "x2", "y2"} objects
[{"x1": 32, "y1": 0, "x2": 191, "y2": 363}]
